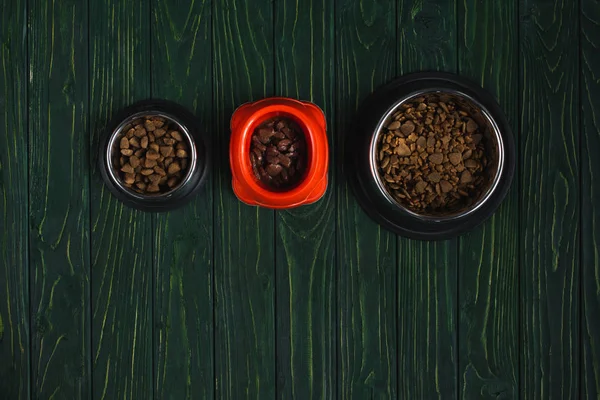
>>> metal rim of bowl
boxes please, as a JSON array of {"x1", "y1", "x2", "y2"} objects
[
  {"x1": 106, "y1": 110, "x2": 198, "y2": 200},
  {"x1": 369, "y1": 88, "x2": 505, "y2": 222}
]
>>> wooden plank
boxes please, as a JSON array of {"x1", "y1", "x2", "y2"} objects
[
  {"x1": 519, "y1": 0, "x2": 580, "y2": 398},
  {"x1": 273, "y1": 0, "x2": 335, "y2": 398},
  {"x1": 581, "y1": 0, "x2": 600, "y2": 397},
  {"x1": 28, "y1": 0, "x2": 91, "y2": 398},
  {"x1": 396, "y1": 1, "x2": 458, "y2": 397},
  {"x1": 0, "y1": 0, "x2": 29, "y2": 398},
  {"x1": 151, "y1": 0, "x2": 214, "y2": 398},
  {"x1": 457, "y1": 0, "x2": 519, "y2": 398},
  {"x1": 336, "y1": 0, "x2": 397, "y2": 397},
  {"x1": 88, "y1": 0, "x2": 153, "y2": 398},
  {"x1": 213, "y1": 0, "x2": 276, "y2": 397}
]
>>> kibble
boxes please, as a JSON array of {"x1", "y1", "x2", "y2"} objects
[
  {"x1": 114, "y1": 115, "x2": 190, "y2": 195},
  {"x1": 376, "y1": 95, "x2": 488, "y2": 213},
  {"x1": 250, "y1": 117, "x2": 306, "y2": 189}
]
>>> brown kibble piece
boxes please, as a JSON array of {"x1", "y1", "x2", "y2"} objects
[
  {"x1": 266, "y1": 164, "x2": 283, "y2": 176},
  {"x1": 124, "y1": 173, "x2": 135, "y2": 184},
  {"x1": 141, "y1": 168, "x2": 154, "y2": 176},
  {"x1": 121, "y1": 164, "x2": 134, "y2": 174},
  {"x1": 147, "y1": 184, "x2": 160, "y2": 193},
  {"x1": 144, "y1": 120, "x2": 156, "y2": 131},
  {"x1": 160, "y1": 146, "x2": 173, "y2": 157},
  {"x1": 388, "y1": 121, "x2": 401, "y2": 130},
  {"x1": 170, "y1": 131, "x2": 182, "y2": 141},
  {"x1": 129, "y1": 155, "x2": 140, "y2": 168},
  {"x1": 146, "y1": 150, "x2": 160, "y2": 160},
  {"x1": 136, "y1": 182, "x2": 147, "y2": 190},
  {"x1": 154, "y1": 128, "x2": 166, "y2": 138},
  {"x1": 148, "y1": 174, "x2": 161, "y2": 183},
  {"x1": 176, "y1": 149, "x2": 188, "y2": 158},
  {"x1": 466, "y1": 119, "x2": 478, "y2": 133},
  {"x1": 141, "y1": 136, "x2": 148, "y2": 148},
  {"x1": 129, "y1": 137, "x2": 140, "y2": 148},
  {"x1": 465, "y1": 159, "x2": 478, "y2": 168},
  {"x1": 167, "y1": 162, "x2": 181, "y2": 175},
  {"x1": 121, "y1": 149, "x2": 133, "y2": 156},
  {"x1": 401, "y1": 121, "x2": 415, "y2": 135},
  {"x1": 428, "y1": 172, "x2": 442, "y2": 183},
  {"x1": 395, "y1": 139, "x2": 412, "y2": 156},
  {"x1": 167, "y1": 177, "x2": 179, "y2": 188},
  {"x1": 429, "y1": 153, "x2": 444, "y2": 164},
  {"x1": 154, "y1": 166, "x2": 166, "y2": 176},
  {"x1": 134, "y1": 127, "x2": 147, "y2": 137},
  {"x1": 415, "y1": 180, "x2": 428, "y2": 193},
  {"x1": 448, "y1": 153, "x2": 462, "y2": 165},
  {"x1": 460, "y1": 170, "x2": 473, "y2": 183},
  {"x1": 440, "y1": 180, "x2": 453, "y2": 193},
  {"x1": 120, "y1": 137, "x2": 130, "y2": 149},
  {"x1": 144, "y1": 158, "x2": 157, "y2": 168}
]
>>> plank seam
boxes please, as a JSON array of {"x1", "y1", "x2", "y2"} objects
[
  {"x1": 26, "y1": 0, "x2": 32, "y2": 397},
  {"x1": 578, "y1": 0, "x2": 583, "y2": 396},
  {"x1": 210, "y1": 1, "x2": 216, "y2": 398},
  {"x1": 516, "y1": 0, "x2": 522, "y2": 395},
  {"x1": 272, "y1": 0, "x2": 278, "y2": 397},
  {"x1": 149, "y1": 0, "x2": 155, "y2": 396},
  {"x1": 87, "y1": 0, "x2": 93, "y2": 397}
]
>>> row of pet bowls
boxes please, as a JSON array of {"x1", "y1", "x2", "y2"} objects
[{"x1": 99, "y1": 72, "x2": 515, "y2": 239}]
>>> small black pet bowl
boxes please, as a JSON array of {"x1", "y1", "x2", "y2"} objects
[
  {"x1": 347, "y1": 72, "x2": 515, "y2": 240},
  {"x1": 98, "y1": 99, "x2": 210, "y2": 212}
]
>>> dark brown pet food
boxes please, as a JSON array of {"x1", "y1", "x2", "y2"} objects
[
  {"x1": 114, "y1": 115, "x2": 190, "y2": 195},
  {"x1": 376, "y1": 95, "x2": 488, "y2": 213},
  {"x1": 250, "y1": 117, "x2": 307, "y2": 190}
]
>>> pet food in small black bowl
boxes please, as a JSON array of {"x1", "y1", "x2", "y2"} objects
[
  {"x1": 347, "y1": 72, "x2": 515, "y2": 240},
  {"x1": 98, "y1": 99, "x2": 210, "y2": 212}
]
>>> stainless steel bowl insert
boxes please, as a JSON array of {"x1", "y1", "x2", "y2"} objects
[
  {"x1": 369, "y1": 88, "x2": 505, "y2": 222},
  {"x1": 105, "y1": 111, "x2": 198, "y2": 199}
]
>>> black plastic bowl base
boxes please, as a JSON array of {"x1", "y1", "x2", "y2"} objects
[
  {"x1": 98, "y1": 99, "x2": 210, "y2": 212},
  {"x1": 347, "y1": 72, "x2": 516, "y2": 240}
]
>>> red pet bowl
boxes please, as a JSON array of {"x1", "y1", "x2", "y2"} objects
[{"x1": 229, "y1": 97, "x2": 329, "y2": 209}]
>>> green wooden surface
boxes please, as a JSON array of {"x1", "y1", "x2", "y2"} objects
[
  {"x1": 151, "y1": 0, "x2": 214, "y2": 398},
  {"x1": 274, "y1": 0, "x2": 336, "y2": 398},
  {"x1": 458, "y1": 0, "x2": 519, "y2": 398},
  {"x1": 213, "y1": 0, "x2": 276, "y2": 398},
  {"x1": 28, "y1": 0, "x2": 91, "y2": 398},
  {"x1": 89, "y1": 0, "x2": 153, "y2": 399},
  {"x1": 581, "y1": 0, "x2": 600, "y2": 397},
  {"x1": 520, "y1": 0, "x2": 580, "y2": 398},
  {"x1": 0, "y1": 0, "x2": 29, "y2": 398},
  {"x1": 336, "y1": 0, "x2": 397, "y2": 398},
  {"x1": 397, "y1": 1, "x2": 458, "y2": 397},
  {"x1": 0, "y1": 0, "x2": 599, "y2": 399}
]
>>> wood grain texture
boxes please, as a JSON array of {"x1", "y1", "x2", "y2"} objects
[
  {"x1": 0, "y1": 0, "x2": 29, "y2": 398},
  {"x1": 457, "y1": 0, "x2": 519, "y2": 398},
  {"x1": 336, "y1": 0, "x2": 397, "y2": 398},
  {"x1": 520, "y1": 0, "x2": 580, "y2": 398},
  {"x1": 581, "y1": 0, "x2": 600, "y2": 397},
  {"x1": 28, "y1": 0, "x2": 91, "y2": 398},
  {"x1": 274, "y1": 0, "x2": 336, "y2": 398},
  {"x1": 151, "y1": 0, "x2": 214, "y2": 398},
  {"x1": 397, "y1": 1, "x2": 458, "y2": 397},
  {"x1": 89, "y1": 0, "x2": 153, "y2": 398},
  {"x1": 213, "y1": 0, "x2": 276, "y2": 397}
]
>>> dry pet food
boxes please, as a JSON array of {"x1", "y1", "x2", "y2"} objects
[
  {"x1": 376, "y1": 95, "x2": 488, "y2": 213},
  {"x1": 250, "y1": 117, "x2": 307, "y2": 189},
  {"x1": 114, "y1": 115, "x2": 189, "y2": 194}
]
